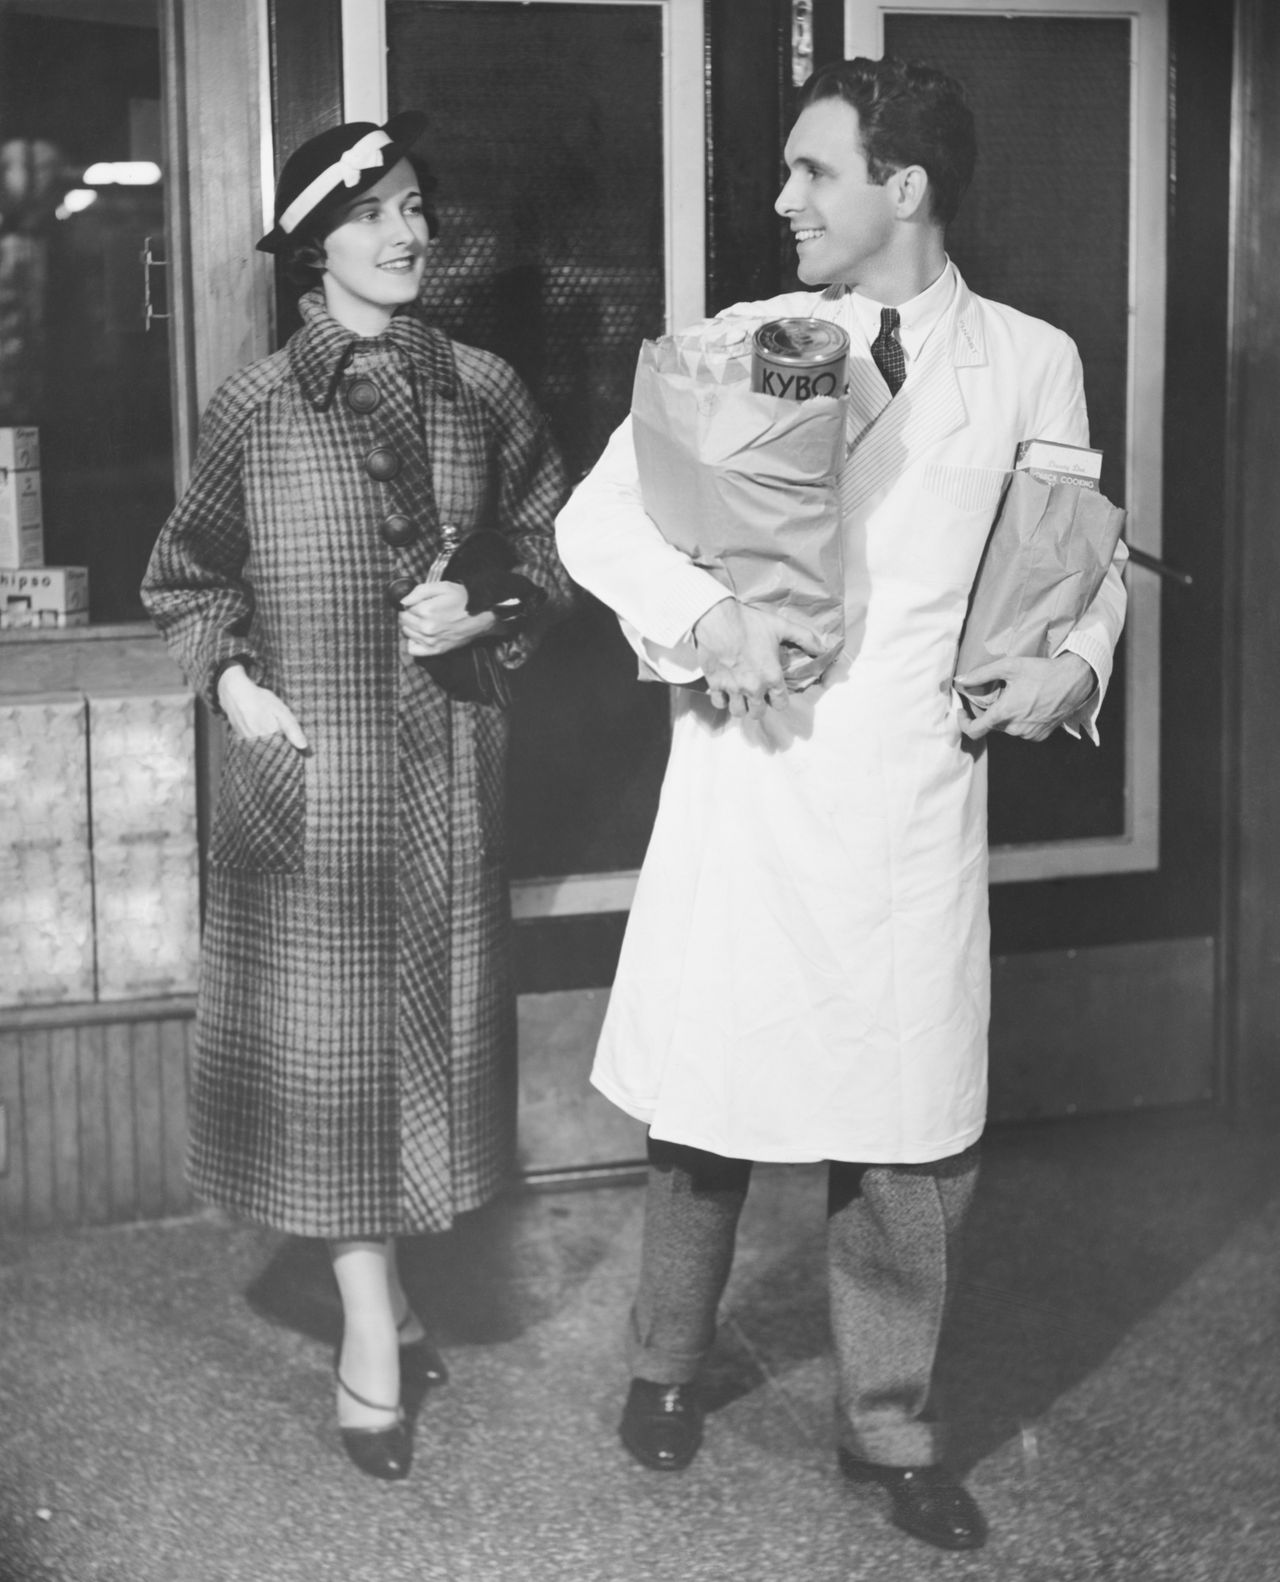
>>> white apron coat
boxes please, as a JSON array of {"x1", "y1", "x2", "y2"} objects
[{"x1": 555, "y1": 269, "x2": 1126, "y2": 1164}]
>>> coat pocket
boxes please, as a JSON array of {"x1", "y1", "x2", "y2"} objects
[
  {"x1": 921, "y1": 463, "x2": 1011, "y2": 516},
  {"x1": 209, "y1": 733, "x2": 307, "y2": 873}
]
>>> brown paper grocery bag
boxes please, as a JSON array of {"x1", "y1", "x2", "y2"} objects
[
  {"x1": 955, "y1": 469, "x2": 1126, "y2": 678},
  {"x1": 630, "y1": 335, "x2": 847, "y2": 687}
]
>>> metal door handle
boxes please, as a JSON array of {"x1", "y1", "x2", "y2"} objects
[
  {"x1": 1125, "y1": 545, "x2": 1192, "y2": 587},
  {"x1": 142, "y1": 235, "x2": 169, "y2": 330}
]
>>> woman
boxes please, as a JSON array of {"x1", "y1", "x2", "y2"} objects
[{"x1": 142, "y1": 115, "x2": 573, "y2": 1480}]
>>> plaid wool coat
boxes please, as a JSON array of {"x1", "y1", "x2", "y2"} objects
[{"x1": 142, "y1": 290, "x2": 573, "y2": 1237}]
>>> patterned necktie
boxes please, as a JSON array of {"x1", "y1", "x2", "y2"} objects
[{"x1": 870, "y1": 306, "x2": 906, "y2": 396}]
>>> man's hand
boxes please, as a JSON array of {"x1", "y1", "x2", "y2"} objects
[
  {"x1": 692, "y1": 597, "x2": 824, "y2": 718},
  {"x1": 217, "y1": 664, "x2": 308, "y2": 749},
  {"x1": 956, "y1": 652, "x2": 1097, "y2": 742},
  {"x1": 398, "y1": 580, "x2": 498, "y2": 657}
]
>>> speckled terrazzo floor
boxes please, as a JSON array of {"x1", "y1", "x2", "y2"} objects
[{"x1": 1, "y1": 1107, "x2": 1279, "y2": 1582}]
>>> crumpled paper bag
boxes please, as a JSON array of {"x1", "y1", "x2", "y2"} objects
[
  {"x1": 630, "y1": 324, "x2": 847, "y2": 689},
  {"x1": 955, "y1": 469, "x2": 1127, "y2": 678}
]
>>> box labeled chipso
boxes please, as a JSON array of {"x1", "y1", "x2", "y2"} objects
[
  {"x1": 0, "y1": 427, "x2": 39, "y2": 471},
  {"x1": 0, "y1": 566, "x2": 89, "y2": 628}
]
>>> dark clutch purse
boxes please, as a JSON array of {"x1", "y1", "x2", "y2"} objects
[{"x1": 414, "y1": 530, "x2": 547, "y2": 707}]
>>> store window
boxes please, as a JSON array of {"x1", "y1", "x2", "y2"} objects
[
  {"x1": 0, "y1": 0, "x2": 174, "y2": 626},
  {"x1": 342, "y1": 0, "x2": 705, "y2": 913},
  {"x1": 846, "y1": 0, "x2": 1167, "y2": 882}
]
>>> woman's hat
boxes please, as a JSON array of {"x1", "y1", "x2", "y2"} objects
[{"x1": 257, "y1": 111, "x2": 428, "y2": 254}]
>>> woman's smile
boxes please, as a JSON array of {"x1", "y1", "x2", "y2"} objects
[{"x1": 320, "y1": 158, "x2": 431, "y2": 333}]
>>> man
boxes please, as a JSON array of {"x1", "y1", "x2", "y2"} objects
[{"x1": 555, "y1": 56, "x2": 1125, "y2": 1553}]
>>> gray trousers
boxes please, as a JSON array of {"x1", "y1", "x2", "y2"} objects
[{"x1": 627, "y1": 1136, "x2": 980, "y2": 1466}]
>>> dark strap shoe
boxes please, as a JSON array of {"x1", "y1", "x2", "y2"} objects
[
  {"x1": 398, "y1": 1315, "x2": 449, "y2": 1388},
  {"x1": 619, "y1": 1379, "x2": 703, "y2": 1471},
  {"x1": 336, "y1": 1371, "x2": 412, "y2": 1482},
  {"x1": 838, "y1": 1447, "x2": 988, "y2": 1551}
]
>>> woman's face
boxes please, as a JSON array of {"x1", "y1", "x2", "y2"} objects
[{"x1": 319, "y1": 157, "x2": 430, "y2": 333}]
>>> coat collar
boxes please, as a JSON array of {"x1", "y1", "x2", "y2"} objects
[
  {"x1": 948, "y1": 272, "x2": 985, "y2": 369},
  {"x1": 827, "y1": 268, "x2": 982, "y2": 517},
  {"x1": 821, "y1": 266, "x2": 986, "y2": 372},
  {"x1": 289, "y1": 289, "x2": 457, "y2": 410}
]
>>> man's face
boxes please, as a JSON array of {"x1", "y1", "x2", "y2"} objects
[{"x1": 776, "y1": 98, "x2": 898, "y2": 289}]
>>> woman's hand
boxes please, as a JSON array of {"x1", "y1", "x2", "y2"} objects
[
  {"x1": 217, "y1": 664, "x2": 308, "y2": 749},
  {"x1": 398, "y1": 581, "x2": 498, "y2": 657}
]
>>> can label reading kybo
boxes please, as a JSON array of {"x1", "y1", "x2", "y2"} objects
[
  {"x1": 757, "y1": 367, "x2": 840, "y2": 399},
  {"x1": 751, "y1": 318, "x2": 849, "y2": 400}
]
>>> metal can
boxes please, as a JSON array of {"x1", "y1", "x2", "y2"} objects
[{"x1": 751, "y1": 318, "x2": 849, "y2": 400}]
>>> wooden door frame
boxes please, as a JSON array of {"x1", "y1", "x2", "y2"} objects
[
  {"x1": 1221, "y1": 0, "x2": 1280, "y2": 1116},
  {"x1": 165, "y1": 0, "x2": 275, "y2": 870}
]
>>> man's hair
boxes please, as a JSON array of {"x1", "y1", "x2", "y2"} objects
[
  {"x1": 279, "y1": 153, "x2": 439, "y2": 287},
  {"x1": 797, "y1": 56, "x2": 977, "y2": 226}
]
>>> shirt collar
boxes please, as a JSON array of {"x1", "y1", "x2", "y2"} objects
[
  {"x1": 843, "y1": 259, "x2": 957, "y2": 367},
  {"x1": 289, "y1": 288, "x2": 457, "y2": 410}
]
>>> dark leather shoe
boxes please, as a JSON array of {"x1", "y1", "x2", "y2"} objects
[
  {"x1": 838, "y1": 1447, "x2": 987, "y2": 1551},
  {"x1": 619, "y1": 1379, "x2": 703, "y2": 1471},
  {"x1": 336, "y1": 1370, "x2": 412, "y2": 1481},
  {"x1": 340, "y1": 1418, "x2": 412, "y2": 1481},
  {"x1": 399, "y1": 1332, "x2": 448, "y2": 1388}
]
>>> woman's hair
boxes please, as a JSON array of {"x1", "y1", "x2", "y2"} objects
[
  {"x1": 798, "y1": 56, "x2": 976, "y2": 227},
  {"x1": 278, "y1": 153, "x2": 440, "y2": 286}
]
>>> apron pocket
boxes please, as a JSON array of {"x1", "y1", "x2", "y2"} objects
[{"x1": 209, "y1": 733, "x2": 307, "y2": 873}]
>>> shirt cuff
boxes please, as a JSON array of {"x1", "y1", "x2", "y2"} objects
[
  {"x1": 643, "y1": 572, "x2": 733, "y2": 651},
  {"x1": 619, "y1": 618, "x2": 705, "y2": 685},
  {"x1": 1053, "y1": 630, "x2": 1112, "y2": 744}
]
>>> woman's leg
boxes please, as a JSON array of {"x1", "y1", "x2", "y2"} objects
[
  {"x1": 386, "y1": 1237, "x2": 426, "y2": 1345},
  {"x1": 330, "y1": 1238, "x2": 400, "y2": 1428}
]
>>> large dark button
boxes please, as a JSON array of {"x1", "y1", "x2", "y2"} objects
[
  {"x1": 365, "y1": 446, "x2": 401, "y2": 482},
  {"x1": 385, "y1": 576, "x2": 417, "y2": 608},
  {"x1": 381, "y1": 513, "x2": 417, "y2": 547},
  {"x1": 346, "y1": 378, "x2": 381, "y2": 414}
]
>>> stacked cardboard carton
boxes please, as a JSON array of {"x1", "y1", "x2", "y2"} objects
[
  {"x1": 0, "y1": 692, "x2": 200, "y2": 1006},
  {"x1": 0, "y1": 694, "x2": 97, "y2": 1005},
  {"x1": 0, "y1": 427, "x2": 89, "y2": 628},
  {"x1": 89, "y1": 692, "x2": 200, "y2": 1000}
]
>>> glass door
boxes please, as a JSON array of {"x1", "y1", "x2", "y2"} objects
[
  {"x1": 341, "y1": 0, "x2": 705, "y2": 918},
  {"x1": 846, "y1": 0, "x2": 1168, "y2": 883},
  {"x1": 0, "y1": 0, "x2": 176, "y2": 625}
]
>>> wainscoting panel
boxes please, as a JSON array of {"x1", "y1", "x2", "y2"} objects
[
  {"x1": 0, "y1": 939, "x2": 1215, "y2": 1230},
  {"x1": 0, "y1": 1012, "x2": 193, "y2": 1231},
  {"x1": 990, "y1": 937, "x2": 1217, "y2": 1121},
  {"x1": 516, "y1": 989, "x2": 646, "y2": 1178}
]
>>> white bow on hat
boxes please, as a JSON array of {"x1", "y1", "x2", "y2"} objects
[
  {"x1": 278, "y1": 128, "x2": 394, "y2": 237},
  {"x1": 335, "y1": 129, "x2": 393, "y2": 187}
]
